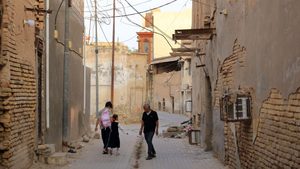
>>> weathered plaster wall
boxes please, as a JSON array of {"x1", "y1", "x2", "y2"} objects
[
  {"x1": 85, "y1": 43, "x2": 147, "y2": 115},
  {"x1": 45, "y1": 0, "x2": 88, "y2": 150},
  {"x1": 192, "y1": 0, "x2": 300, "y2": 168},
  {"x1": 152, "y1": 71, "x2": 181, "y2": 114}
]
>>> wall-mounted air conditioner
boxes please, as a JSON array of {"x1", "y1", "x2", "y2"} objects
[{"x1": 220, "y1": 94, "x2": 251, "y2": 122}]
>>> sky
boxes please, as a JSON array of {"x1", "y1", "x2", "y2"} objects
[{"x1": 84, "y1": 0, "x2": 192, "y2": 50}]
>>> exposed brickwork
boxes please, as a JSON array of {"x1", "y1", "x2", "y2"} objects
[
  {"x1": 213, "y1": 39, "x2": 253, "y2": 169},
  {"x1": 213, "y1": 39, "x2": 246, "y2": 108},
  {"x1": 0, "y1": 0, "x2": 39, "y2": 168},
  {"x1": 213, "y1": 39, "x2": 300, "y2": 169},
  {"x1": 253, "y1": 88, "x2": 300, "y2": 169}
]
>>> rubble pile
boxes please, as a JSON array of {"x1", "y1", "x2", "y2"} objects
[{"x1": 162, "y1": 126, "x2": 187, "y2": 139}]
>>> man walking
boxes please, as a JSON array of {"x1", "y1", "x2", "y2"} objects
[{"x1": 139, "y1": 104, "x2": 159, "y2": 160}]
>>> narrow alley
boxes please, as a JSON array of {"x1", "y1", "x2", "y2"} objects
[
  {"x1": 1, "y1": 0, "x2": 300, "y2": 169},
  {"x1": 31, "y1": 112, "x2": 224, "y2": 169}
]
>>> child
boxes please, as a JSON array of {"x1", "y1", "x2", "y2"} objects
[{"x1": 108, "y1": 114, "x2": 120, "y2": 155}]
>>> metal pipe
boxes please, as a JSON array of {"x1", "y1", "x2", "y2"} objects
[
  {"x1": 111, "y1": 0, "x2": 116, "y2": 103},
  {"x1": 46, "y1": 0, "x2": 50, "y2": 129},
  {"x1": 95, "y1": 0, "x2": 99, "y2": 115},
  {"x1": 83, "y1": 31, "x2": 86, "y2": 114},
  {"x1": 63, "y1": 0, "x2": 70, "y2": 142}
]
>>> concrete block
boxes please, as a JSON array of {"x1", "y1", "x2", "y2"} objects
[
  {"x1": 82, "y1": 135, "x2": 90, "y2": 143},
  {"x1": 46, "y1": 152, "x2": 67, "y2": 166},
  {"x1": 46, "y1": 144, "x2": 56, "y2": 154}
]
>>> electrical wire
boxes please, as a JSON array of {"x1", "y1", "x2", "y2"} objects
[
  {"x1": 97, "y1": 21, "x2": 111, "y2": 46},
  {"x1": 191, "y1": 0, "x2": 218, "y2": 9},
  {"x1": 100, "y1": 0, "x2": 154, "y2": 13},
  {"x1": 54, "y1": 0, "x2": 65, "y2": 30},
  {"x1": 82, "y1": 0, "x2": 154, "y2": 13},
  {"x1": 123, "y1": 0, "x2": 174, "y2": 43},
  {"x1": 166, "y1": 0, "x2": 190, "y2": 31},
  {"x1": 123, "y1": 0, "x2": 210, "y2": 77},
  {"x1": 53, "y1": 0, "x2": 83, "y2": 58},
  {"x1": 98, "y1": 0, "x2": 178, "y2": 18},
  {"x1": 120, "y1": 34, "x2": 138, "y2": 43},
  {"x1": 118, "y1": 0, "x2": 173, "y2": 49}
]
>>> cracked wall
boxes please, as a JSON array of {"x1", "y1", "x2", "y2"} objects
[
  {"x1": 191, "y1": 0, "x2": 300, "y2": 168},
  {"x1": 0, "y1": 0, "x2": 40, "y2": 168}
]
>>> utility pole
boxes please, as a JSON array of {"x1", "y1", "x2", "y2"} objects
[
  {"x1": 111, "y1": 0, "x2": 116, "y2": 103},
  {"x1": 63, "y1": 0, "x2": 70, "y2": 142},
  {"x1": 95, "y1": 0, "x2": 99, "y2": 115}
]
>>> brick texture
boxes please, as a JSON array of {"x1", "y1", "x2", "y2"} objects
[
  {"x1": 0, "y1": 0, "x2": 42, "y2": 168},
  {"x1": 213, "y1": 39, "x2": 300, "y2": 168},
  {"x1": 253, "y1": 88, "x2": 300, "y2": 169}
]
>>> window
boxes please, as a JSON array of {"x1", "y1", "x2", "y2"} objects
[{"x1": 143, "y1": 40, "x2": 149, "y2": 53}]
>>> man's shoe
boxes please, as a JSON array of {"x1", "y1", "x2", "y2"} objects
[
  {"x1": 146, "y1": 156, "x2": 153, "y2": 160},
  {"x1": 151, "y1": 154, "x2": 156, "y2": 158}
]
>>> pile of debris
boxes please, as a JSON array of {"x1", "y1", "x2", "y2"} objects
[
  {"x1": 36, "y1": 133, "x2": 93, "y2": 166},
  {"x1": 162, "y1": 126, "x2": 187, "y2": 139},
  {"x1": 36, "y1": 144, "x2": 67, "y2": 166}
]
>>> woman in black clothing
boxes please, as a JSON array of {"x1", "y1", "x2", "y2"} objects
[{"x1": 108, "y1": 114, "x2": 120, "y2": 155}]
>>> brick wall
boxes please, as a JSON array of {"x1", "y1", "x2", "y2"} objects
[
  {"x1": 0, "y1": 0, "x2": 42, "y2": 168},
  {"x1": 213, "y1": 39, "x2": 250, "y2": 168},
  {"x1": 253, "y1": 88, "x2": 300, "y2": 168},
  {"x1": 213, "y1": 39, "x2": 300, "y2": 168}
]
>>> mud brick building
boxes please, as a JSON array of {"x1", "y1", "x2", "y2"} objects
[
  {"x1": 0, "y1": 0, "x2": 90, "y2": 168},
  {"x1": 0, "y1": 0, "x2": 44, "y2": 168},
  {"x1": 173, "y1": 0, "x2": 300, "y2": 168}
]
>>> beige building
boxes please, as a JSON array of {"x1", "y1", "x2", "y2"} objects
[
  {"x1": 85, "y1": 43, "x2": 148, "y2": 116},
  {"x1": 152, "y1": 8, "x2": 192, "y2": 58},
  {"x1": 149, "y1": 54, "x2": 192, "y2": 115},
  {"x1": 172, "y1": 0, "x2": 300, "y2": 168},
  {"x1": 144, "y1": 9, "x2": 193, "y2": 115}
]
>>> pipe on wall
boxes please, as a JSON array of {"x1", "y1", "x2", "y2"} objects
[{"x1": 46, "y1": 0, "x2": 50, "y2": 128}]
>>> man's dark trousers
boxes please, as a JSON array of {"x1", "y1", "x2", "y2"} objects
[{"x1": 144, "y1": 132, "x2": 156, "y2": 156}]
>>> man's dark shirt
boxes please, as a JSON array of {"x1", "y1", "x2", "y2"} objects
[{"x1": 142, "y1": 110, "x2": 159, "y2": 133}]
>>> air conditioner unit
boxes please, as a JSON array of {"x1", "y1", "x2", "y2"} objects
[{"x1": 220, "y1": 94, "x2": 251, "y2": 122}]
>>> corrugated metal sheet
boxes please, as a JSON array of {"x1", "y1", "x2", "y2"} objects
[{"x1": 151, "y1": 56, "x2": 180, "y2": 65}]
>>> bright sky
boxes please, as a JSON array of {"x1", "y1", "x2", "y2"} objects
[{"x1": 84, "y1": 0, "x2": 192, "y2": 50}]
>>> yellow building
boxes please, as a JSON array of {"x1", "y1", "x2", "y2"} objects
[{"x1": 153, "y1": 8, "x2": 192, "y2": 58}]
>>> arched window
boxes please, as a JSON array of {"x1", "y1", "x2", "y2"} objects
[{"x1": 143, "y1": 39, "x2": 149, "y2": 53}]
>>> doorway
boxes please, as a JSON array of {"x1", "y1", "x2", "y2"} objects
[{"x1": 171, "y1": 96, "x2": 175, "y2": 114}]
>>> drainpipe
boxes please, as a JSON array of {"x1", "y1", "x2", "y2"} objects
[
  {"x1": 46, "y1": 0, "x2": 50, "y2": 129},
  {"x1": 83, "y1": 31, "x2": 86, "y2": 114}
]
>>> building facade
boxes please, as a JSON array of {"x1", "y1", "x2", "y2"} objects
[
  {"x1": 174, "y1": 0, "x2": 300, "y2": 168},
  {"x1": 42, "y1": 0, "x2": 90, "y2": 151},
  {"x1": 0, "y1": 0, "x2": 90, "y2": 168},
  {"x1": 149, "y1": 55, "x2": 192, "y2": 115},
  {"x1": 152, "y1": 8, "x2": 192, "y2": 59},
  {"x1": 0, "y1": 0, "x2": 44, "y2": 168},
  {"x1": 85, "y1": 42, "x2": 148, "y2": 117}
]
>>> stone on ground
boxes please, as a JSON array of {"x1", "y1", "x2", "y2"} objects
[
  {"x1": 47, "y1": 152, "x2": 67, "y2": 166},
  {"x1": 82, "y1": 135, "x2": 90, "y2": 143},
  {"x1": 94, "y1": 132, "x2": 100, "y2": 139}
]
